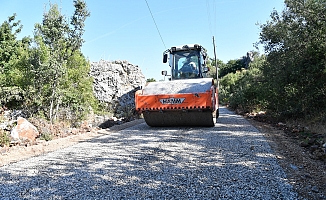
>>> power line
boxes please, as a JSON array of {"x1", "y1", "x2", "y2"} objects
[
  {"x1": 144, "y1": 0, "x2": 166, "y2": 49},
  {"x1": 206, "y1": 0, "x2": 217, "y2": 38},
  {"x1": 206, "y1": 0, "x2": 213, "y2": 36},
  {"x1": 213, "y1": 0, "x2": 217, "y2": 37}
]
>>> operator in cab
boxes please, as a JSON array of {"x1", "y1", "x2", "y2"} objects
[{"x1": 179, "y1": 56, "x2": 198, "y2": 78}]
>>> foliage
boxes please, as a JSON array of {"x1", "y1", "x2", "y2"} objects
[
  {"x1": 60, "y1": 51, "x2": 98, "y2": 122},
  {"x1": 69, "y1": 0, "x2": 90, "y2": 52},
  {"x1": 220, "y1": 0, "x2": 326, "y2": 124},
  {"x1": 206, "y1": 58, "x2": 225, "y2": 79},
  {"x1": 0, "y1": 129, "x2": 10, "y2": 146},
  {"x1": 0, "y1": 14, "x2": 31, "y2": 105},
  {"x1": 257, "y1": 0, "x2": 326, "y2": 121},
  {"x1": 218, "y1": 51, "x2": 259, "y2": 78},
  {"x1": 218, "y1": 59, "x2": 245, "y2": 78},
  {"x1": 0, "y1": 1, "x2": 99, "y2": 127},
  {"x1": 219, "y1": 54, "x2": 268, "y2": 113},
  {"x1": 146, "y1": 78, "x2": 156, "y2": 82},
  {"x1": 39, "y1": 132, "x2": 53, "y2": 141},
  {"x1": 27, "y1": 0, "x2": 94, "y2": 124}
]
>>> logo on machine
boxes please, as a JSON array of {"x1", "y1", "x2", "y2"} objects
[{"x1": 160, "y1": 98, "x2": 185, "y2": 104}]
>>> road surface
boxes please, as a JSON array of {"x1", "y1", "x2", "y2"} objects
[{"x1": 0, "y1": 107, "x2": 297, "y2": 199}]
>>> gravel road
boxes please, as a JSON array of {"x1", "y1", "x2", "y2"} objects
[{"x1": 0, "y1": 107, "x2": 298, "y2": 199}]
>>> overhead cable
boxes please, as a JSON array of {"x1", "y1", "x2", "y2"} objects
[
  {"x1": 206, "y1": 0, "x2": 217, "y2": 37},
  {"x1": 144, "y1": 0, "x2": 166, "y2": 49},
  {"x1": 206, "y1": 0, "x2": 213, "y2": 36}
]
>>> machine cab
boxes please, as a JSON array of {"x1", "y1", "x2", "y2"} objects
[{"x1": 163, "y1": 44, "x2": 209, "y2": 80}]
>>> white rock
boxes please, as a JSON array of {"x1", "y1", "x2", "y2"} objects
[
  {"x1": 90, "y1": 60, "x2": 146, "y2": 115},
  {"x1": 10, "y1": 127, "x2": 19, "y2": 140}
]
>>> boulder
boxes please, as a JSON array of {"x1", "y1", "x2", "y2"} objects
[
  {"x1": 10, "y1": 117, "x2": 39, "y2": 142},
  {"x1": 90, "y1": 60, "x2": 146, "y2": 118}
]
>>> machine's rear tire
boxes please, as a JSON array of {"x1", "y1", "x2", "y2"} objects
[{"x1": 216, "y1": 108, "x2": 219, "y2": 122}]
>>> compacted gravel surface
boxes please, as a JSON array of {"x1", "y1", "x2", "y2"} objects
[{"x1": 0, "y1": 107, "x2": 298, "y2": 199}]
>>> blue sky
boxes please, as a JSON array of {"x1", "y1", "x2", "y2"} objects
[{"x1": 1, "y1": 0, "x2": 285, "y2": 81}]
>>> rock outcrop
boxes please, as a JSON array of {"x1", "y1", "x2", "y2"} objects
[{"x1": 90, "y1": 60, "x2": 146, "y2": 118}]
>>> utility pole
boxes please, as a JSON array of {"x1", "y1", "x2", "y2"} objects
[{"x1": 212, "y1": 36, "x2": 219, "y2": 89}]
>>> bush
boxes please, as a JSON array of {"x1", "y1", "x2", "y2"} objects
[
  {"x1": 0, "y1": 130, "x2": 10, "y2": 146},
  {"x1": 219, "y1": 54, "x2": 268, "y2": 113},
  {"x1": 39, "y1": 132, "x2": 53, "y2": 141}
]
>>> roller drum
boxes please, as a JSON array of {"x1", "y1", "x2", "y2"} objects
[{"x1": 143, "y1": 110, "x2": 215, "y2": 127}]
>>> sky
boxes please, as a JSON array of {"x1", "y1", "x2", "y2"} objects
[{"x1": 1, "y1": 0, "x2": 285, "y2": 81}]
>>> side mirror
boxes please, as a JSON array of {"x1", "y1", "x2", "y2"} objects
[
  {"x1": 163, "y1": 54, "x2": 168, "y2": 63},
  {"x1": 161, "y1": 70, "x2": 167, "y2": 76}
]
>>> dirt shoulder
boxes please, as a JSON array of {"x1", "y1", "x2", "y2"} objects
[
  {"x1": 0, "y1": 119, "x2": 145, "y2": 167},
  {"x1": 247, "y1": 118, "x2": 326, "y2": 200}
]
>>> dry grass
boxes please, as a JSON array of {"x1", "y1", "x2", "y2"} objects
[{"x1": 286, "y1": 119, "x2": 326, "y2": 136}]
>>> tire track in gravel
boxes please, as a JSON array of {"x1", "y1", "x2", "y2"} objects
[{"x1": 0, "y1": 107, "x2": 298, "y2": 199}]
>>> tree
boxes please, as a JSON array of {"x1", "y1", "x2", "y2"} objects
[
  {"x1": 0, "y1": 14, "x2": 31, "y2": 106},
  {"x1": 219, "y1": 53, "x2": 267, "y2": 112},
  {"x1": 218, "y1": 59, "x2": 245, "y2": 78},
  {"x1": 0, "y1": 1, "x2": 97, "y2": 125},
  {"x1": 258, "y1": 0, "x2": 326, "y2": 120},
  {"x1": 31, "y1": 1, "x2": 93, "y2": 123},
  {"x1": 69, "y1": 0, "x2": 90, "y2": 52},
  {"x1": 61, "y1": 50, "x2": 97, "y2": 121},
  {"x1": 33, "y1": 4, "x2": 70, "y2": 122},
  {"x1": 0, "y1": 14, "x2": 22, "y2": 73},
  {"x1": 206, "y1": 58, "x2": 225, "y2": 79}
]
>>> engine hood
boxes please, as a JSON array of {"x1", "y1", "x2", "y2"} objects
[{"x1": 143, "y1": 78, "x2": 213, "y2": 95}]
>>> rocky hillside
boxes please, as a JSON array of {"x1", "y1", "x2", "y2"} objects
[
  {"x1": 90, "y1": 60, "x2": 146, "y2": 118},
  {"x1": 0, "y1": 60, "x2": 146, "y2": 145}
]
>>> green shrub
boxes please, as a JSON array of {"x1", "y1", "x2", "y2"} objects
[
  {"x1": 39, "y1": 132, "x2": 53, "y2": 141},
  {"x1": 0, "y1": 130, "x2": 10, "y2": 146}
]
